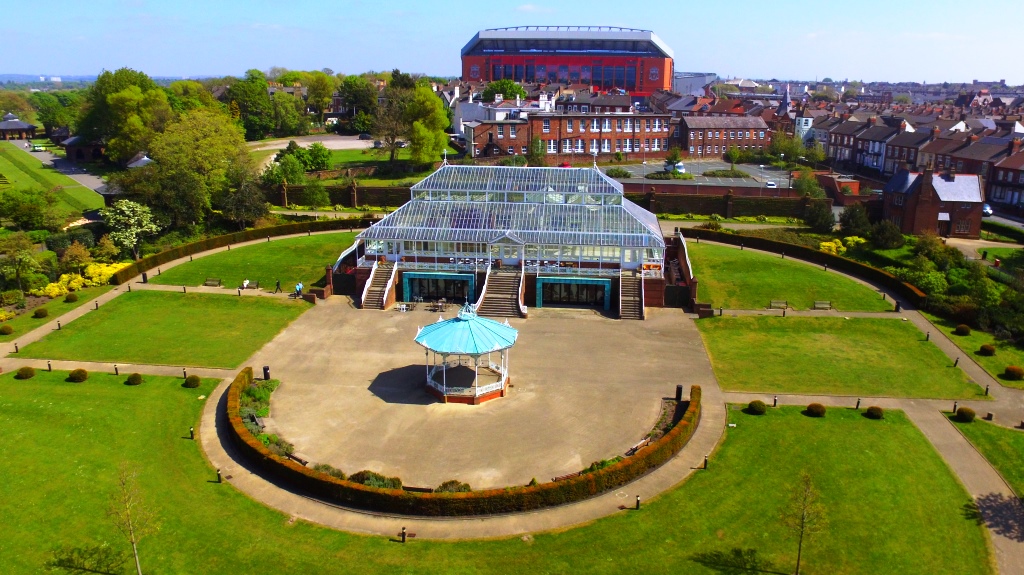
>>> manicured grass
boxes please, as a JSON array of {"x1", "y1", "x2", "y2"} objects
[
  {"x1": 950, "y1": 415, "x2": 1024, "y2": 497},
  {"x1": 20, "y1": 291, "x2": 309, "y2": 368},
  {"x1": 975, "y1": 247, "x2": 1020, "y2": 261},
  {"x1": 697, "y1": 316, "x2": 986, "y2": 398},
  {"x1": 0, "y1": 285, "x2": 112, "y2": 342},
  {"x1": 687, "y1": 242, "x2": 892, "y2": 311},
  {"x1": 922, "y1": 311, "x2": 1024, "y2": 391},
  {"x1": 0, "y1": 142, "x2": 103, "y2": 212},
  {"x1": 0, "y1": 375, "x2": 992, "y2": 574},
  {"x1": 150, "y1": 232, "x2": 356, "y2": 289}
]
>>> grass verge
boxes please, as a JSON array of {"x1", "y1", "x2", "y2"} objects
[
  {"x1": 949, "y1": 415, "x2": 1024, "y2": 497},
  {"x1": 697, "y1": 316, "x2": 986, "y2": 398},
  {"x1": 922, "y1": 311, "x2": 1024, "y2": 390},
  {"x1": 20, "y1": 291, "x2": 309, "y2": 368},
  {"x1": 0, "y1": 286, "x2": 112, "y2": 342}
]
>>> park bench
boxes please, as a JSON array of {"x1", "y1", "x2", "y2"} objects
[
  {"x1": 240, "y1": 280, "x2": 260, "y2": 290},
  {"x1": 813, "y1": 300, "x2": 832, "y2": 310},
  {"x1": 626, "y1": 437, "x2": 651, "y2": 456},
  {"x1": 769, "y1": 300, "x2": 788, "y2": 310},
  {"x1": 286, "y1": 452, "x2": 309, "y2": 466},
  {"x1": 203, "y1": 278, "x2": 222, "y2": 287},
  {"x1": 552, "y1": 471, "x2": 582, "y2": 482},
  {"x1": 247, "y1": 412, "x2": 265, "y2": 431}
]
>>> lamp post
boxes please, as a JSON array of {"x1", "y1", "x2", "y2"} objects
[{"x1": 759, "y1": 164, "x2": 765, "y2": 196}]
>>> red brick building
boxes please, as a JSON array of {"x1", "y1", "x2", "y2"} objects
[
  {"x1": 677, "y1": 116, "x2": 770, "y2": 158},
  {"x1": 988, "y1": 141, "x2": 1024, "y2": 206},
  {"x1": 882, "y1": 167, "x2": 984, "y2": 238}
]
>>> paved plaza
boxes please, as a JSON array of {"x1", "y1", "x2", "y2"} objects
[{"x1": 251, "y1": 302, "x2": 713, "y2": 489}]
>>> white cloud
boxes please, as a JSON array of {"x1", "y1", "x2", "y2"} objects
[{"x1": 516, "y1": 3, "x2": 554, "y2": 13}]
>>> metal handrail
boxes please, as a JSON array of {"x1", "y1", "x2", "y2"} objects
[
  {"x1": 381, "y1": 262, "x2": 398, "y2": 310},
  {"x1": 518, "y1": 259, "x2": 528, "y2": 317},
  {"x1": 640, "y1": 270, "x2": 646, "y2": 320},
  {"x1": 678, "y1": 231, "x2": 694, "y2": 281},
  {"x1": 474, "y1": 263, "x2": 493, "y2": 311},
  {"x1": 360, "y1": 260, "x2": 378, "y2": 307},
  {"x1": 334, "y1": 242, "x2": 360, "y2": 272}
]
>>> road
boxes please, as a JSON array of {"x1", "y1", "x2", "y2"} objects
[
  {"x1": 6, "y1": 141, "x2": 106, "y2": 192},
  {"x1": 248, "y1": 134, "x2": 373, "y2": 152},
  {"x1": 604, "y1": 159, "x2": 791, "y2": 189}
]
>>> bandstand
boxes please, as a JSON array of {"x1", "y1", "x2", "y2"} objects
[{"x1": 414, "y1": 304, "x2": 518, "y2": 404}]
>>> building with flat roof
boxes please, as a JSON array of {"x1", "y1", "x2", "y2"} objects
[
  {"x1": 348, "y1": 164, "x2": 666, "y2": 318},
  {"x1": 461, "y1": 26, "x2": 674, "y2": 96}
]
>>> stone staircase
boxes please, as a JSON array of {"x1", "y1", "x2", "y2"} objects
[
  {"x1": 362, "y1": 262, "x2": 393, "y2": 310},
  {"x1": 619, "y1": 275, "x2": 643, "y2": 320},
  {"x1": 476, "y1": 270, "x2": 523, "y2": 318}
]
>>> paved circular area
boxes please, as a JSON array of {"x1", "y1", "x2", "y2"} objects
[{"x1": 252, "y1": 303, "x2": 705, "y2": 489}]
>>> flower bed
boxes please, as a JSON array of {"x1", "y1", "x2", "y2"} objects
[{"x1": 225, "y1": 367, "x2": 702, "y2": 516}]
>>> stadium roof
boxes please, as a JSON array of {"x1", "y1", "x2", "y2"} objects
[{"x1": 462, "y1": 26, "x2": 673, "y2": 59}]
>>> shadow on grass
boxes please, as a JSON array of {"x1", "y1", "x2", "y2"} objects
[
  {"x1": 689, "y1": 548, "x2": 787, "y2": 575},
  {"x1": 45, "y1": 544, "x2": 127, "y2": 574}
]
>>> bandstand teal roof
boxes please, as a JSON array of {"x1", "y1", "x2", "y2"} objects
[{"x1": 415, "y1": 306, "x2": 518, "y2": 356}]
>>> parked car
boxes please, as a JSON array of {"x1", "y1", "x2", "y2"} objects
[
  {"x1": 982, "y1": 203, "x2": 993, "y2": 217},
  {"x1": 397, "y1": 141, "x2": 408, "y2": 148},
  {"x1": 765, "y1": 181, "x2": 778, "y2": 188},
  {"x1": 665, "y1": 162, "x2": 686, "y2": 173},
  {"x1": 31, "y1": 145, "x2": 45, "y2": 152},
  {"x1": 373, "y1": 140, "x2": 383, "y2": 149},
  {"x1": 358, "y1": 132, "x2": 372, "y2": 140}
]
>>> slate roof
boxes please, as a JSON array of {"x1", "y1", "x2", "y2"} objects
[
  {"x1": 0, "y1": 113, "x2": 36, "y2": 131},
  {"x1": 887, "y1": 130, "x2": 933, "y2": 148},
  {"x1": 680, "y1": 116, "x2": 769, "y2": 130},
  {"x1": 831, "y1": 121, "x2": 868, "y2": 136},
  {"x1": 883, "y1": 169, "x2": 983, "y2": 202},
  {"x1": 857, "y1": 125, "x2": 900, "y2": 142}
]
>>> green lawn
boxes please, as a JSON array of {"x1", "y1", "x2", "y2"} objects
[
  {"x1": 19, "y1": 291, "x2": 309, "y2": 368},
  {"x1": 0, "y1": 374, "x2": 992, "y2": 574},
  {"x1": 697, "y1": 316, "x2": 986, "y2": 398},
  {"x1": 0, "y1": 142, "x2": 104, "y2": 212},
  {"x1": 975, "y1": 247, "x2": 1020, "y2": 261},
  {"x1": 687, "y1": 242, "x2": 892, "y2": 311},
  {"x1": 0, "y1": 285, "x2": 113, "y2": 342},
  {"x1": 922, "y1": 311, "x2": 1024, "y2": 390},
  {"x1": 150, "y1": 232, "x2": 356, "y2": 289},
  {"x1": 950, "y1": 415, "x2": 1024, "y2": 497}
]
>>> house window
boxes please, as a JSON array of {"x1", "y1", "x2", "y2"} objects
[
  {"x1": 1019, "y1": 172, "x2": 1024, "y2": 184},
  {"x1": 616, "y1": 139, "x2": 622, "y2": 152},
  {"x1": 616, "y1": 119, "x2": 623, "y2": 131},
  {"x1": 714, "y1": 145, "x2": 719, "y2": 153},
  {"x1": 623, "y1": 139, "x2": 632, "y2": 152},
  {"x1": 546, "y1": 140, "x2": 557, "y2": 153},
  {"x1": 759, "y1": 131, "x2": 765, "y2": 139},
  {"x1": 581, "y1": 105, "x2": 589, "y2": 113},
  {"x1": 893, "y1": 194, "x2": 904, "y2": 207},
  {"x1": 624, "y1": 119, "x2": 632, "y2": 132},
  {"x1": 729, "y1": 131, "x2": 735, "y2": 139},
  {"x1": 956, "y1": 161, "x2": 964, "y2": 171},
  {"x1": 510, "y1": 126, "x2": 517, "y2": 138},
  {"x1": 591, "y1": 119, "x2": 600, "y2": 132},
  {"x1": 522, "y1": 146, "x2": 528, "y2": 154},
  {"x1": 955, "y1": 220, "x2": 971, "y2": 233},
  {"x1": 508, "y1": 146, "x2": 514, "y2": 155},
  {"x1": 689, "y1": 145, "x2": 695, "y2": 153},
  {"x1": 602, "y1": 139, "x2": 611, "y2": 152},
  {"x1": 644, "y1": 138, "x2": 650, "y2": 151},
  {"x1": 566, "y1": 119, "x2": 573, "y2": 132},
  {"x1": 652, "y1": 139, "x2": 661, "y2": 151},
  {"x1": 698, "y1": 145, "x2": 703, "y2": 154},
  {"x1": 543, "y1": 119, "x2": 550, "y2": 133},
  {"x1": 562, "y1": 139, "x2": 572, "y2": 153},
  {"x1": 576, "y1": 139, "x2": 584, "y2": 152},
  {"x1": 497, "y1": 125, "x2": 504, "y2": 138},
  {"x1": 590, "y1": 139, "x2": 599, "y2": 153},
  {"x1": 690, "y1": 130, "x2": 695, "y2": 140},
  {"x1": 645, "y1": 119, "x2": 651, "y2": 131}
]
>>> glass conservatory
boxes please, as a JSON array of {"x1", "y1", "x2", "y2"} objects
[{"x1": 356, "y1": 165, "x2": 665, "y2": 277}]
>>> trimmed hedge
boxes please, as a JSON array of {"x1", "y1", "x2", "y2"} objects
[
  {"x1": 111, "y1": 219, "x2": 378, "y2": 285},
  {"x1": 686, "y1": 229, "x2": 927, "y2": 307},
  {"x1": 0, "y1": 324, "x2": 13, "y2": 335},
  {"x1": 226, "y1": 368, "x2": 703, "y2": 516},
  {"x1": 954, "y1": 324, "x2": 972, "y2": 336},
  {"x1": 1004, "y1": 366, "x2": 1024, "y2": 380},
  {"x1": 747, "y1": 400, "x2": 767, "y2": 415},
  {"x1": 67, "y1": 368, "x2": 88, "y2": 383},
  {"x1": 15, "y1": 366, "x2": 35, "y2": 379},
  {"x1": 982, "y1": 220, "x2": 1024, "y2": 244},
  {"x1": 183, "y1": 375, "x2": 202, "y2": 388},
  {"x1": 806, "y1": 403, "x2": 827, "y2": 417},
  {"x1": 978, "y1": 344, "x2": 996, "y2": 356},
  {"x1": 865, "y1": 406, "x2": 884, "y2": 419},
  {"x1": 956, "y1": 407, "x2": 976, "y2": 423}
]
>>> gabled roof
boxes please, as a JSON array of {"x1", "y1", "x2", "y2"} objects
[
  {"x1": 831, "y1": 121, "x2": 869, "y2": 136},
  {"x1": 857, "y1": 125, "x2": 900, "y2": 142},
  {"x1": 888, "y1": 130, "x2": 933, "y2": 148},
  {"x1": 680, "y1": 116, "x2": 769, "y2": 129},
  {"x1": 883, "y1": 169, "x2": 983, "y2": 202}
]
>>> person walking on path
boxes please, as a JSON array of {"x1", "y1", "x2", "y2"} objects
[{"x1": 274, "y1": 279, "x2": 282, "y2": 293}]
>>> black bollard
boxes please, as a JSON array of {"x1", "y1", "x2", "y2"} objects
[
  {"x1": 824, "y1": 264, "x2": 828, "y2": 272},
  {"x1": 127, "y1": 284, "x2": 131, "y2": 293},
  {"x1": 190, "y1": 426, "x2": 195, "y2": 440},
  {"x1": 114, "y1": 364, "x2": 119, "y2": 376},
  {"x1": 783, "y1": 309, "x2": 786, "y2": 317},
  {"x1": 267, "y1": 236, "x2": 271, "y2": 242},
  {"x1": 401, "y1": 527, "x2": 407, "y2": 543},
  {"x1": 13, "y1": 342, "x2": 18, "y2": 353},
  {"x1": 856, "y1": 398, "x2": 861, "y2": 409},
  {"x1": 190, "y1": 255, "x2": 193, "y2": 262},
  {"x1": 217, "y1": 469, "x2": 222, "y2": 483},
  {"x1": 953, "y1": 401, "x2": 958, "y2": 414},
  {"x1": 227, "y1": 244, "x2": 231, "y2": 250},
  {"x1": 926, "y1": 332, "x2": 930, "y2": 342},
  {"x1": 704, "y1": 455, "x2": 709, "y2": 469},
  {"x1": 158, "y1": 268, "x2": 161, "y2": 275},
  {"x1": 636, "y1": 495, "x2": 641, "y2": 510},
  {"x1": 95, "y1": 301, "x2": 99, "y2": 310},
  {"x1": 142, "y1": 272, "x2": 148, "y2": 283},
  {"x1": 238, "y1": 289, "x2": 242, "y2": 296},
  {"x1": 740, "y1": 243, "x2": 744, "y2": 250},
  {"x1": 985, "y1": 385, "x2": 990, "y2": 396},
  {"x1": 183, "y1": 368, "x2": 188, "y2": 379},
  {"x1": 263, "y1": 366, "x2": 271, "y2": 381},
  {"x1": 773, "y1": 395, "x2": 778, "y2": 407},
  {"x1": 954, "y1": 357, "x2": 960, "y2": 367},
  {"x1": 719, "y1": 307, "x2": 723, "y2": 316},
  {"x1": 183, "y1": 286, "x2": 186, "y2": 293},
  {"x1": 895, "y1": 301, "x2": 901, "y2": 312},
  {"x1": 47, "y1": 360, "x2": 52, "y2": 371},
  {"x1": 882, "y1": 293, "x2": 886, "y2": 300},
  {"x1": 781, "y1": 252, "x2": 785, "y2": 259},
  {"x1": 57, "y1": 321, "x2": 61, "y2": 330}
]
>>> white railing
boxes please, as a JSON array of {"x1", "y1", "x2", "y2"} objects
[
  {"x1": 334, "y1": 242, "x2": 360, "y2": 272},
  {"x1": 380, "y1": 263, "x2": 398, "y2": 309},
  {"x1": 476, "y1": 380, "x2": 505, "y2": 396},
  {"x1": 518, "y1": 260, "x2": 528, "y2": 317},
  {"x1": 640, "y1": 272, "x2": 646, "y2": 320},
  {"x1": 678, "y1": 231, "x2": 695, "y2": 281},
  {"x1": 474, "y1": 263, "x2": 493, "y2": 311},
  {"x1": 360, "y1": 260, "x2": 378, "y2": 307}
]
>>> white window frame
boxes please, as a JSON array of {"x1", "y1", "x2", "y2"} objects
[
  {"x1": 546, "y1": 139, "x2": 557, "y2": 153},
  {"x1": 542, "y1": 119, "x2": 550, "y2": 133}
]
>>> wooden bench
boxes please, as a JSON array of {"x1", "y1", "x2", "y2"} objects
[
  {"x1": 813, "y1": 300, "x2": 832, "y2": 310},
  {"x1": 286, "y1": 452, "x2": 309, "y2": 466},
  {"x1": 247, "y1": 413, "x2": 264, "y2": 430},
  {"x1": 241, "y1": 280, "x2": 260, "y2": 290},
  {"x1": 626, "y1": 437, "x2": 651, "y2": 456},
  {"x1": 203, "y1": 278, "x2": 222, "y2": 287},
  {"x1": 769, "y1": 300, "x2": 788, "y2": 309},
  {"x1": 552, "y1": 471, "x2": 582, "y2": 482}
]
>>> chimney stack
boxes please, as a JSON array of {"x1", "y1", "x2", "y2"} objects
[
  {"x1": 1010, "y1": 138, "x2": 1022, "y2": 155},
  {"x1": 969, "y1": 134, "x2": 980, "y2": 142},
  {"x1": 868, "y1": 116, "x2": 877, "y2": 126}
]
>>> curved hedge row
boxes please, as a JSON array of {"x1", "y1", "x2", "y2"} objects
[
  {"x1": 225, "y1": 367, "x2": 702, "y2": 516},
  {"x1": 686, "y1": 228, "x2": 927, "y2": 307},
  {"x1": 111, "y1": 218, "x2": 377, "y2": 285}
]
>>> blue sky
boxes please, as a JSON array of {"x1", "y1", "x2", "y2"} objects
[{"x1": 3, "y1": 0, "x2": 1021, "y2": 84}]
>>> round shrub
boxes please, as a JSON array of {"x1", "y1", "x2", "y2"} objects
[
  {"x1": 183, "y1": 375, "x2": 202, "y2": 388},
  {"x1": 747, "y1": 399, "x2": 768, "y2": 415},
  {"x1": 15, "y1": 366, "x2": 35, "y2": 379},
  {"x1": 865, "y1": 406, "x2": 884, "y2": 419},
  {"x1": 32, "y1": 308, "x2": 49, "y2": 319},
  {"x1": 64, "y1": 293, "x2": 79, "y2": 303},
  {"x1": 954, "y1": 324, "x2": 971, "y2": 336},
  {"x1": 806, "y1": 403, "x2": 827, "y2": 417},
  {"x1": 1004, "y1": 366, "x2": 1024, "y2": 381},
  {"x1": 978, "y1": 344, "x2": 996, "y2": 356},
  {"x1": 67, "y1": 368, "x2": 89, "y2": 383},
  {"x1": 0, "y1": 324, "x2": 13, "y2": 335},
  {"x1": 436, "y1": 480, "x2": 472, "y2": 493},
  {"x1": 956, "y1": 407, "x2": 976, "y2": 423},
  {"x1": 125, "y1": 373, "x2": 143, "y2": 386}
]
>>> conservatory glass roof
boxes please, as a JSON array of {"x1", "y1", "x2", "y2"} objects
[{"x1": 361, "y1": 165, "x2": 664, "y2": 248}]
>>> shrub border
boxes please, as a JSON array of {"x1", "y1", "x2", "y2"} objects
[
  {"x1": 111, "y1": 218, "x2": 377, "y2": 285},
  {"x1": 225, "y1": 367, "x2": 702, "y2": 516},
  {"x1": 686, "y1": 229, "x2": 927, "y2": 307}
]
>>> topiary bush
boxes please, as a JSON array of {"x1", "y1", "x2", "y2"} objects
[
  {"x1": 64, "y1": 293, "x2": 79, "y2": 303},
  {"x1": 747, "y1": 399, "x2": 768, "y2": 415},
  {"x1": 125, "y1": 373, "x2": 143, "y2": 386},
  {"x1": 1005, "y1": 366, "x2": 1024, "y2": 380},
  {"x1": 32, "y1": 308, "x2": 49, "y2": 319},
  {"x1": 436, "y1": 480, "x2": 472, "y2": 493},
  {"x1": 956, "y1": 407, "x2": 976, "y2": 423},
  {"x1": 806, "y1": 403, "x2": 826, "y2": 417},
  {"x1": 67, "y1": 368, "x2": 89, "y2": 383},
  {"x1": 954, "y1": 324, "x2": 972, "y2": 336},
  {"x1": 349, "y1": 470, "x2": 402, "y2": 490},
  {"x1": 978, "y1": 344, "x2": 996, "y2": 356},
  {"x1": 15, "y1": 366, "x2": 35, "y2": 379},
  {"x1": 183, "y1": 375, "x2": 202, "y2": 388},
  {"x1": 865, "y1": 406, "x2": 884, "y2": 419},
  {"x1": 313, "y1": 463, "x2": 346, "y2": 480},
  {"x1": 0, "y1": 324, "x2": 13, "y2": 335}
]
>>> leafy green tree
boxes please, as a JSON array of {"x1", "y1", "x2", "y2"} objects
[
  {"x1": 103, "y1": 85, "x2": 174, "y2": 164},
  {"x1": 60, "y1": 241, "x2": 93, "y2": 274},
  {"x1": 29, "y1": 92, "x2": 79, "y2": 135},
  {"x1": 793, "y1": 169, "x2": 825, "y2": 199},
  {"x1": 871, "y1": 220, "x2": 906, "y2": 249},
  {"x1": 0, "y1": 91, "x2": 37, "y2": 124},
  {"x1": 804, "y1": 201, "x2": 835, "y2": 233},
  {"x1": 711, "y1": 83, "x2": 740, "y2": 97},
  {"x1": 165, "y1": 80, "x2": 219, "y2": 114},
  {"x1": 804, "y1": 143, "x2": 826, "y2": 166},
  {"x1": 0, "y1": 186, "x2": 66, "y2": 231},
  {"x1": 303, "y1": 177, "x2": 330, "y2": 217},
  {"x1": 306, "y1": 71, "x2": 336, "y2": 125},
  {"x1": 664, "y1": 147, "x2": 682, "y2": 165},
  {"x1": 271, "y1": 91, "x2": 305, "y2": 137},
  {"x1": 526, "y1": 137, "x2": 545, "y2": 166},
  {"x1": 839, "y1": 203, "x2": 872, "y2": 237},
  {"x1": 339, "y1": 75, "x2": 378, "y2": 117},
  {"x1": 307, "y1": 142, "x2": 331, "y2": 171},
  {"x1": 481, "y1": 79, "x2": 527, "y2": 103},
  {"x1": 724, "y1": 146, "x2": 741, "y2": 167},
  {"x1": 406, "y1": 86, "x2": 449, "y2": 164},
  {"x1": 227, "y1": 69, "x2": 274, "y2": 140},
  {"x1": 373, "y1": 84, "x2": 412, "y2": 162},
  {"x1": 100, "y1": 200, "x2": 160, "y2": 261},
  {"x1": 0, "y1": 232, "x2": 39, "y2": 291},
  {"x1": 352, "y1": 110, "x2": 374, "y2": 133},
  {"x1": 223, "y1": 178, "x2": 269, "y2": 229},
  {"x1": 91, "y1": 234, "x2": 122, "y2": 262},
  {"x1": 277, "y1": 154, "x2": 306, "y2": 207},
  {"x1": 389, "y1": 69, "x2": 416, "y2": 90},
  {"x1": 894, "y1": 94, "x2": 911, "y2": 105}
]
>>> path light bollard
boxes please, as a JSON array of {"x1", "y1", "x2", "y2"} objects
[
  {"x1": 740, "y1": 243, "x2": 744, "y2": 250},
  {"x1": 856, "y1": 398, "x2": 861, "y2": 410},
  {"x1": 926, "y1": 331, "x2": 930, "y2": 342},
  {"x1": 954, "y1": 357, "x2": 960, "y2": 367},
  {"x1": 13, "y1": 342, "x2": 18, "y2": 353},
  {"x1": 227, "y1": 244, "x2": 230, "y2": 251},
  {"x1": 127, "y1": 284, "x2": 131, "y2": 293},
  {"x1": 190, "y1": 255, "x2": 193, "y2": 262},
  {"x1": 704, "y1": 455, "x2": 709, "y2": 470},
  {"x1": 190, "y1": 426, "x2": 195, "y2": 440},
  {"x1": 953, "y1": 401, "x2": 958, "y2": 414},
  {"x1": 719, "y1": 307, "x2": 723, "y2": 316},
  {"x1": 114, "y1": 364, "x2": 119, "y2": 376},
  {"x1": 183, "y1": 286, "x2": 186, "y2": 293},
  {"x1": 57, "y1": 321, "x2": 61, "y2": 330},
  {"x1": 183, "y1": 368, "x2": 188, "y2": 379},
  {"x1": 47, "y1": 360, "x2": 52, "y2": 372},
  {"x1": 238, "y1": 289, "x2": 242, "y2": 297},
  {"x1": 782, "y1": 309, "x2": 786, "y2": 317},
  {"x1": 267, "y1": 236, "x2": 270, "y2": 242},
  {"x1": 636, "y1": 495, "x2": 641, "y2": 510},
  {"x1": 882, "y1": 293, "x2": 886, "y2": 300},
  {"x1": 824, "y1": 264, "x2": 828, "y2": 272},
  {"x1": 773, "y1": 395, "x2": 778, "y2": 407},
  {"x1": 217, "y1": 469, "x2": 222, "y2": 483},
  {"x1": 675, "y1": 384, "x2": 683, "y2": 402},
  {"x1": 263, "y1": 366, "x2": 271, "y2": 380},
  {"x1": 985, "y1": 385, "x2": 990, "y2": 396},
  {"x1": 142, "y1": 272, "x2": 148, "y2": 284},
  {"x1": 401, "y1": 527, "x2": 407, "y2": 543},
  {"x1": 158, "y1": 268, "x2": 161, "y2": 275},
  {"x1": 895, "y1": 301, "x2": 901, "y2": 312},
  {"x1": 95, "y1": 301, "x2": 99, "y2": 310},
  {"x1": 781, "y1": 252, "x2": 785, "y2": 259}
]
